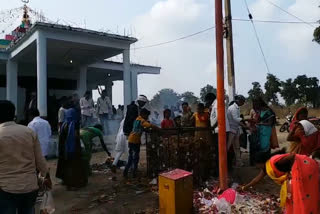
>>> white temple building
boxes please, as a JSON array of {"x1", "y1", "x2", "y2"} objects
[{"x1": 0, "y1": 22, "x2": 161, "y2": 120}]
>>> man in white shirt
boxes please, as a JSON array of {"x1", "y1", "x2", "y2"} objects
[
  {"x1": 227, "y1": 95, "x2": 246, "y2": 167},
  {"x1": 80, "y1": 91, "x2": 94, "y2": 128},
  {"x1": 58, "y1": 97, "x2": 68, "y2": 132},
  {"x1": 209, "y1": 95, "x2": 230, "y2": 175},
  {"x1": 97, "y1": 90, "x2": 112, "y2": 135},
  {"x1": 27, "y1": 109, "x2": 52, "y2": 159}
]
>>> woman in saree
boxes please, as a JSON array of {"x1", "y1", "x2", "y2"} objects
[
  {"x1": 242, "y1": 150, "x2": 320, "y2": 213},
  {"x1": 56, "y1": 101, "x2": 88, "y2": 190},
  {"x1": 80, "y1": 124, "x2": 111, "y2": 176},
  {"x1": 287, "y1": 119, "x2": 320, "y2": 155},
  {"x1": 248, "y1": 98, "x2": 276, "y2": 158},
  {"x1": 288, "y1": 107, "x2": 312, "y2": 154},
  {"x1": 289, "y1": 107, "x2": 308, "y2": 131}
]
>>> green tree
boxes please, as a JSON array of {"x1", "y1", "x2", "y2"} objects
[
  {"x1": 200, "y1": 84, "x2": 217, "y2": 102},
  {"x1": 248, "y1": 82, "x2": 264, "y2": 101},
  {"x1": 293, "y1": 75, "x2": 319, "y2": 107},
  {"x1": 150, "y1": 88, "x2": 180, "y2": 109},
  {"x1": 313, "y1": 26, "x2": 320, "y2": 44},
  {"x1": 180, "y1": 91, "x2": 199, "y2": 105},
  {"x1": 280, "y1": 78, "x2": 298, "y2": 106},
  {"x1": 264, "y1": 73, "x2": 281, "y2": 105}
]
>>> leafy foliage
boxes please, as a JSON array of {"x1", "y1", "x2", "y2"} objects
[
  {"x1": 313, "y1": 26, "x2": 320, "y2": 44},
  {"x1": 180, "y1": 91, "x2": 199, "y2": 105},
  {"x1": 150, "y1": 88, "x2": 181, "y2": 109},
  {"x1": 264, "y1": 73, "x2": 281, "y2": 105},
  {"x1": 293, "y1": 75, "x2": 319, "y2": 107},
  {"x1": 248, "y1": 82, "x2": 264, "y2": 101},
  {"x1": 200, "y1": 85, "x2": 217, "y2": 102},
  {"x1": 280, "y1": 78, "x2": 297, "y2": 106}
]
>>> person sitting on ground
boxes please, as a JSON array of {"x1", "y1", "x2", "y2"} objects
[
  {"x1": 287, "y1": 119, "x2": 320, "y2": 156},
  {"x1": 80, "y1": 124, "x2": 112, "y2": 176},
  {"x1": 123, "y1": 108, "x2": 159, "y2": 178},
  {"x1": 241, "y1": 149, "x2": 320, "y2": 214},
  {"x1": 161, "y1": 109, "x2": 175, "y2": 129},
  {"x1": 27, "y1": 108, "x2": 52, "y2": 159},
  {"x1": 0, "y1": 100, "x2": 51, "y2": 213}
]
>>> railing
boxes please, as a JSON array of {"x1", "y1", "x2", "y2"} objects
[{"x1": 144, "y1": 127, "x2": 218, "y2": 185}]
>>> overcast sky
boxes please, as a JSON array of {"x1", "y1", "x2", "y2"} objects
[{"x1": 1, "y1": 0, "x2": 320, "y2": 105}]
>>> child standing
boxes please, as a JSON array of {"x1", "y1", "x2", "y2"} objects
[
  {"x1": 123, "y1": 108, "x2": 158, "y2": 178},
  {"x1": 161, "y1": 109, "x2": 175, "y2": 129},
  {"x1": 192, "y1": 103, "x2": 210, "y2": 140}
]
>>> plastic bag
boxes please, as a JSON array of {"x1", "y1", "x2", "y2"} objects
[
  {"x1": 40, "y1": 191, "x2": 55, "y2": 214},
  {"x1": 215, "y1": 198, "x2": 231, "y2": 214},
  {"x1": 115, "y1": 122, "x2": 128, "y2": 153}
]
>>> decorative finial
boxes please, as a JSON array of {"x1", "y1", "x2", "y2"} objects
[{"x1": 21, "y1": 0, "x2": 29, "y2": 3}]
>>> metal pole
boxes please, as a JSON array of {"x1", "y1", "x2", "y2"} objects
[
  {"x1": 215, "y1": 0, "x2": 228, "y2": 190},
  {"x1": 225, "y1": 0, "x2": 236, "y2": 102}
]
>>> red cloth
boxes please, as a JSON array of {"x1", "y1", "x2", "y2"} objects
[
  {"x1": 287, "y1": 155, "x2": 320, "y2": 214},
  {"x1": 289, "y1": 107, "x2": 307, "y2": 131},
  {"x1": 300, "y1": 131, "x2": 320, "y2": 156},
  {"x1": 161, "y1": 119, "x2": 175, "y2": 129},
  {"x1": 270, "y1": 154, "x2": 320, "y2": 214}
]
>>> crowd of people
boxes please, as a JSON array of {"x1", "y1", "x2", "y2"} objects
[{"x1": 1, "y1": 89, "x2": 320, "y2": 213}]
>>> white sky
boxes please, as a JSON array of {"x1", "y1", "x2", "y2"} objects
[{"x1": 1, "y1": 0, "x2": 320, "y2": 106}]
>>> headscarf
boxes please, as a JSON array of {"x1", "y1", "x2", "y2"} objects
[
  {"x1": 266, "y1": 154, "x2": 291, "y2": 208},
  {"x1": 299, "y1": 120, "x2": 318, "y2": 136},
  {"x1": 289, "y1": 107, "x2": 307, "y2": 131},
  {"x1": 137, "y1": 95, "x2": 148, "y2": 103}
]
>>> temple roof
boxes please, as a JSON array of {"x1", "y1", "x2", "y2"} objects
[{"x1": 3, "y1": 21, "x2": 138, "y2": 52}]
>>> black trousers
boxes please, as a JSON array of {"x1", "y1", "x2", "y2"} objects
[{"x1": 0, "y1": 189, "x2": 37, "y2": 214}]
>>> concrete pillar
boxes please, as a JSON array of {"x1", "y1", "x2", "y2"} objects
[
  {"x1": 131, "y1": 69, "x2": 138, "y2": 101},
  {"x1": 123, "y1": 49, "x2": 131, "y2": 106},
  {"x1": 6, "y1": 59, "x2": 18, "y2": 108},
  {"x1": 106, "y1": 80, "x2": 113, "y2": 104},
  {"x1": 36, "y1": 31, "x2": 47, "y2": 117},
  {"x1": 78, "y1": 66, "x2": 87, "y2": 97}
]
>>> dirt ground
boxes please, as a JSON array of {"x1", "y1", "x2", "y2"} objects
[{"x1": 37, "y1": 125, "x2": 290, "y2": 214}]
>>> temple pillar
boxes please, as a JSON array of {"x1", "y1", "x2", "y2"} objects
[
  {"x1": 106, "y1": 80, "x2": 113, "y2": 104},
  {"x1": 36, "y1": 31, "x2": 47, "y2": 117},
  {"x1": 78, "y1": 66, "x2": 87, "y2": 97},
  {"x1": 123, "y1": 49, "x2": 131, "y2": 106},
  {"x1": 131, "y1": 69, "x2": 138, "y2": 101},
  {"x1": 6, "y1": 59, "x2": 18, "y2": 108}
]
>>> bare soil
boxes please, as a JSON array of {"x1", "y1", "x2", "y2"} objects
[{"x1": 37, "y1": 125, "x2": 290, "y2": 214}]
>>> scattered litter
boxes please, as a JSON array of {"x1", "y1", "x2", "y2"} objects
[
  {"x1": 149, "y1": 178, "x2": 157, "y2": 185},
  {"x1": 136, "y1": 190, "x2": 146, "y2": 195},
  {"x1": 193, "y1": 180, "x2": 281, "y2": 214}
]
